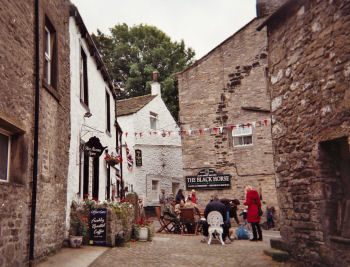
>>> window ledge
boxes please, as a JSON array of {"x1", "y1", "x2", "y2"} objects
[
  {"x1": 0, "y1": 180, "x2": 25, "y2": 188},
  {"x1": 233, "y1": 144, "x2": 254, "y2": 148},
  {"x1": 329, "y1": 235, "x2": 350, "y2": 245},
  {"x1": 42, "y1": 80, "x2": 60, "y2": 102}
]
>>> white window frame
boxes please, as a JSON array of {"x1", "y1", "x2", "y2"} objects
[
  {"x1": 150, "y1": 112, "x2": 158, "y2": 130},
  {"x1": 151, "y1": 180, "x2": 159, "y2": 201},
  {"x1": 0, "y1": 130, "x2": 11, "y2": 182},
  {"x1": 232, "y1": 125, "x2": 253, "y2": 147},
  {"x1": 44, "y1": 26, "x2": 52, "y2": 84}
]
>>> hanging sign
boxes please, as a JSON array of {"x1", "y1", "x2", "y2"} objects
[
  {"x1": 89, "y1": 208, "x2": 107, "y2": 245},
  {"x1": 185, "y1": 168, "x2": 231, "y2": 190},
  {"x1": 135, "y1": 149, "x2": 142, "y2": 166},
  {"x1": 83, "y1": 136, "x2": 106, "y2": 157}
]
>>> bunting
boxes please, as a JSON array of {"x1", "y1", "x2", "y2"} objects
[{"x1": 122, "y1": 118, "x2": 270, "y2": 138}]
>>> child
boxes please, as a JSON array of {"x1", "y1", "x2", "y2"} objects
[{"x1": 239, "y1": 209, "x2": 248, "y2": 227}]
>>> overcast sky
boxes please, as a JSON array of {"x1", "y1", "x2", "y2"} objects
[{"x1": 70, "y1": 0, "x2": 257, "y2": 59}]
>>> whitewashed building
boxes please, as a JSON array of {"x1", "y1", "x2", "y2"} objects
[
  {"x1": 117, "y1": 73, "x2": 184, "y2": 206},
  {"x1": 66, "y1": 6, "x2": 121, "y2": 234}
]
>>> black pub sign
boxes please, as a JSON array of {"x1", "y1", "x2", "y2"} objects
[
  {"x1": 135, "y1": 149, "x2": 142, "y2": 166},
  {"x1": 90, "y1": 208, "x2": 107, "y2": 245},
  {"x1": 83, "y1": 136, "x2": 106, "y2": 157},
  {"x1": 185, "y1": 168, "x2": 231, "y2": 190}
]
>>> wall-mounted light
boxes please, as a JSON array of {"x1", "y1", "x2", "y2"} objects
[{"x1": 84, "y1": 112, "x2": 92, "y2": 118}]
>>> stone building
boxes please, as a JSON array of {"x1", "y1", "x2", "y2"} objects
[
  {"x1": 258, "y1": 0, "x2": 350, "y2": 266},
  {"x1": 66, "y1": 5, "x2": 119, "y2": 235},
  {"x1": 117, "y1": 72, "x2": 184, "y2": 207},
  {"x1": 0, "y1": 0, "x2": 71, "y2": 265},
  {"x1": 175, "y1": 0, "x2": 286, "y2": 211}
]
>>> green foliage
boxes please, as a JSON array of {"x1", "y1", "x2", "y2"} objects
[{"x1": 92, "y1": 24, "x2": 196, "y2": 121}]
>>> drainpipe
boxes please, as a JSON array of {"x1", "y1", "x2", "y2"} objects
[{"x1": 30, "y1": 0, "x2": 40, "y2": 263}]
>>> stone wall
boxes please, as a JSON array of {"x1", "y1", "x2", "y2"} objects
[
  {"x1": 0, "y1": 1, "x2": 35, "y2": 265},
  {"x1": 265, "y1": 0, "x2": 350, "y2": 265},
  {"x1": 0, "y1": 0, "x2": 71, "y2": 265},
  {"x1": 176, "y1": 18, "x2": 278, "y2": 221},
  {"x1": 34, "y1": 0, "x2": 71, "y2": 260}
]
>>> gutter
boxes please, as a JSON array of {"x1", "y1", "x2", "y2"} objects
[{"x1": 29, "y1": 0, "x2": 40, "y2": 263}]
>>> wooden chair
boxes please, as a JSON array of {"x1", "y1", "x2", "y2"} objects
[
  {"x1": 207, "y1": 211, "x2": 225, "y2": 245},
  {"x1": 179, "y1": 208, "x2": 198, "y2": 235},
  {"x1": 154, "y1": 206, "x2": 174, "y2": 233}
]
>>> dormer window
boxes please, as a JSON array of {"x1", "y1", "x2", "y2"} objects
[{"x1": 150, "y1": 112, "x2": 157, "y2": 130}]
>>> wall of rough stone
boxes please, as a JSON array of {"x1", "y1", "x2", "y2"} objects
[
  {"x1": 266, "y1": 0, "x2": 350, "y2": 265},
  {"x1": 177, "y1": 18, "x2": 278, "y2": 221},
  {"x1": 0, "y1": 0, "x2": 71, "y2": 265},
  {"x1": 34, "y1": 0, "x2": 71, "y2": 260},
  {"x1": 0, "y1": 1, "x2": 36, "y2": 266}
]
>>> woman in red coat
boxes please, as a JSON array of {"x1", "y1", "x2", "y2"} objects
[{"x1": 244, "y1": 185, "x2": 263, "y2": 241}]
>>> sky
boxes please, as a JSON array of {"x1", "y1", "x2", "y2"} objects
[{"x1": 70, "y1": 0, "x2": 257, "y2": 60}]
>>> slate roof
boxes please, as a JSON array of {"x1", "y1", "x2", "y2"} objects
[{"x1": 117, "y1": 94, "x2": 157, "y2": 116}]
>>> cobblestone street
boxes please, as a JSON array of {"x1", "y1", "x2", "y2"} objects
[{"x1": 90, "y1": 231, "x2": 293, "y2": 267}]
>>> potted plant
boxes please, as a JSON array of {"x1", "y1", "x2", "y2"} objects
[
  {"x1": 70, "y1": 214, "x2": 88, "y2": 248},
  {"x1": 134, "y1": 219, "x2": 154, "y2": 242}
]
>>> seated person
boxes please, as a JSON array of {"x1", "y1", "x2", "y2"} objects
[
  {"x1": 174, "y1": 199, "x2": 185, "y2": 218},
  {"x1": 163, "y1": 196, "x2": 181, "y2": 233},
  {"x1": 182, "y1": 196, "x2": 200, "y2": 234},
  {"x1": 201, "y1": 195, "x2": 231, "y2": 244}
]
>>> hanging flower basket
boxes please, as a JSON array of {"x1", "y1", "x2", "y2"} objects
[{"x1": 104, "y1": 154, "x2": 122, "y2": 167}]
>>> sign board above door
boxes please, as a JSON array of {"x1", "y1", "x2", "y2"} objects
[{"x1": 185, "y1": 168, "x2": 231, "y2": 190}]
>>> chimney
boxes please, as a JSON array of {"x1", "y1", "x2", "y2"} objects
[
  {"x1": 153, "y1": 71, "x2": 158, "y2": 82},
  {"x1": 151, "y1": 71, "x2": 161, "y2": 96},
  {"x1": 256, "y1": 0, "x2": 289, "y2": 18}
]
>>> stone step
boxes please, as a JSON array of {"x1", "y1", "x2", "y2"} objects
[
  {"x1": 264, "y1": 248, "x2": 290, "y2": 262},
  {"x1": 270, "y1": 238, "x2": 288, "y2": 251}
]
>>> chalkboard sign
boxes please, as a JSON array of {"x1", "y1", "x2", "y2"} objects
[
  {"x1": 90, "y1": 208, "x2": 107, "y2": 245},
  {"x1": 135, "y1": 149, "x2": 142, "y2": 166}
]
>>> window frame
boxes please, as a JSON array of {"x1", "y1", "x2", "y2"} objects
[
  {"x1": 105, "y1": 90, "x2": 111, "y2": 134},
  {"x1": 150, "y1": 112, "x2": 158, "y2": 130},
  {"x1": 232, "y1": 125, "x2": 253, "y2": 147},
  {"x1": 43, "y1": 17, "x2": 56, "y2": 89},
  {"x1": 80, "y1": 46, "x2": 89, "y2": 107},
  {"x1": 0, "y1": 130, "x2": 11, "y2": 182}
]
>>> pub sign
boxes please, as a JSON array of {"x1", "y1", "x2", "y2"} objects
[
  {"x1": 135, "y1": 149, "x2": 142, "y2": 166},
  {"x1": 83, "y1": 136, "x2": 106, "y2": 157},
  {"x1": 185, "y1": 168, "x2": 231, "y2": 190}
]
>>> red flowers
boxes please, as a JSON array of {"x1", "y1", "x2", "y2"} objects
[{"x1": 136, "y1": 219, "x2": 151, "y2": 227}]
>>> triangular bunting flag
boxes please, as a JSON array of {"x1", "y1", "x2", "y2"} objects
[
  {"x1": 214, "y1": 127, "x2": 218, "y2": 133},
  {"x1": 199, "y1": 129, "x2": 202, "y2": 135},
  {"x1": 247, "y1": 123, "x2": 250, "y2": 128},
  {"x1": 252, "y1": 122, "x2": 256, "y2": 128},
  {"x1": 139, "y1": 132, "x2": 142, "y2": 137},
  {"x1": 125, "y1": 132, "x2": 128, "y2": 137},
  {"x1": 264, "y1": 119, "x2": 268, "y2": 126},
  {"x1": 219, "y1": 127, "x2": 223, "y2": 133},
  {"x1": 168, "y1": 131, "x2": 171, "y2": 136},
  {"x1": 183, "y1": 130, "x2": 187, "y2": 135},
  {"x1": 230, "y1": 125, "x2": 234, "y2": 130}
]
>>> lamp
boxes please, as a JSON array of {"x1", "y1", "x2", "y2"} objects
[{"x1": 84, "y1": 112, "x2": 92, "y2": 118}]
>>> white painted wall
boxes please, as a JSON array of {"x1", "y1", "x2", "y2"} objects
[
  {"x1": 118, "y1": 82, "x2": 184, "y2": 206},
  {"x1": 66, "y1": 16, "x2": 118, "y2": 236}
]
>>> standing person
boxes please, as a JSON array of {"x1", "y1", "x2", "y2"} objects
[
  {"x1": 267, "y1": 206, "x2": 275, "y2": 229},
  {"x1": 159, "y1": 189, "x2": 166, "y2": 216},
  {"x1": 175, "y1": 189, "x2": 185, "y2": 204},
  {"x1": 191, "y1": 189, "x2": 197, "y2": 204},
  {"x1": 244, "y1": 185, "x2": 263, "y2": 241},
  {"x1": 201, "y1": 195, "x2": 231, "y2": 244}
]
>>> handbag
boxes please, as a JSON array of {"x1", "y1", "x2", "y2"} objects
[{"x1": 257, "y1": 204, "x2": 263, "y2": 216}]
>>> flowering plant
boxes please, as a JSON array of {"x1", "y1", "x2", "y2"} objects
[
  {"x1": 104, "y1": 153, "x2": 122, "y2": 166},
  {"x1": 72, "y1": 213, "x2": 88, "y2": 237},
  {"x1": 135, "y1": 219, "x2": 151, "y2": 227}
]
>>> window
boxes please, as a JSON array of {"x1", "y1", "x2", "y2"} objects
[
  {"x1": 44, "y1": 18, "x2": 56, "y2": 88},
  {"x1": 83, "y1": 153, "x2": 89, "y2": 197},
  {"x1": 151, "y1": 180, "x2": 159, "y2": 201},
  {"x1": 150, "y1": 112, "x2": 157, "y2": 130},
  {"x1": 233, "y1": 125, "x2": 253, "y2": 146},
  {"x1": 106, "y1": 91, "x2": 111, "y2": 133},
  {"x1": 0, "y1": 132, "x2": 10, "y2": 181},
  {"x1": 80, "y1": 47, "x2": 88, "y2": 107}
]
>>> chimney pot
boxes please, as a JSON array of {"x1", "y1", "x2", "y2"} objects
[{"x1": 153, "y1": 71, "x2": 158, "y2": 82}]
